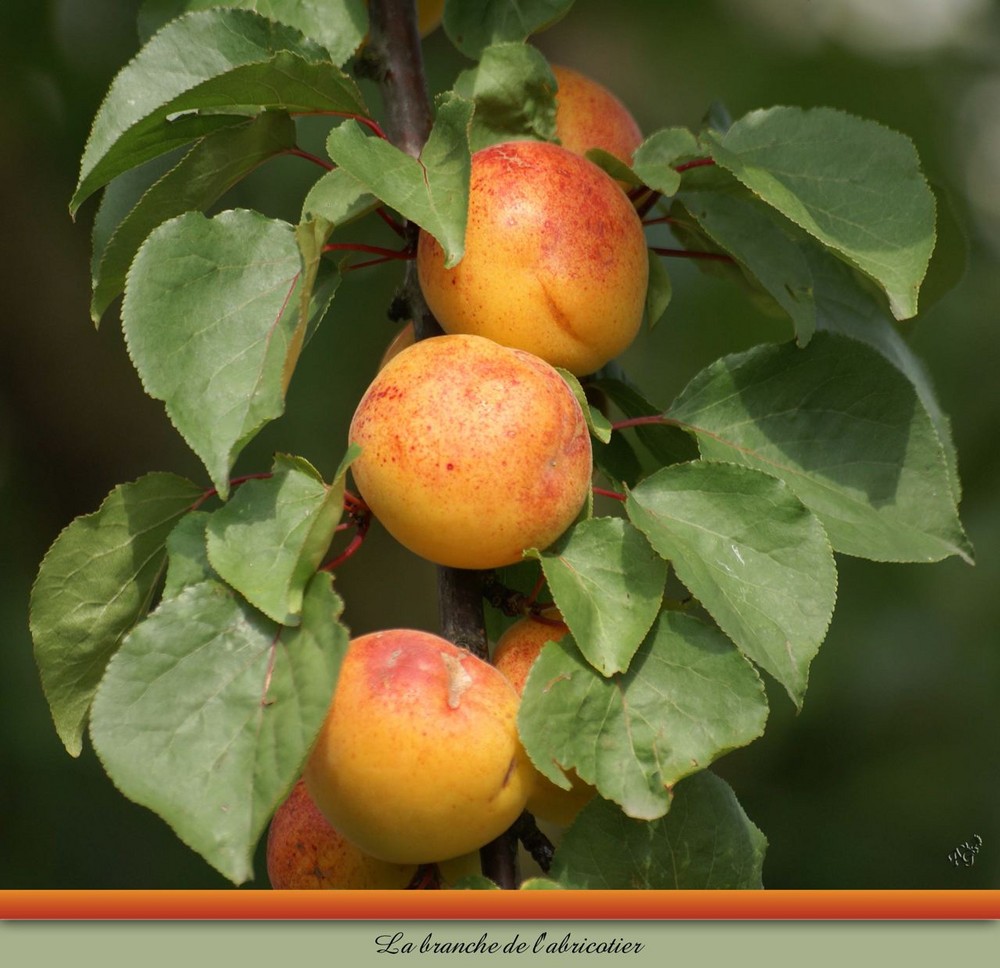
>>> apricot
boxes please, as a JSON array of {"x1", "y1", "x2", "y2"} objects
[
  {"x1": 304, "y1": 629, "x2": 533, "y2": 864},
  {"x1": 266, "y1": 779, "x2": 417, "y2": 889},
  {"x1": 552, "y1": 65, "x2": 643, "y2": 165},
  {"x1": 349, "y1": 333, "x2": 592, "y2": 570},
  {"x1": 493, "y1": 613, "x2": 596, "y2": 826},
  {"x1": 417, "y1": 140, "x2": 648, "y2": 376}
]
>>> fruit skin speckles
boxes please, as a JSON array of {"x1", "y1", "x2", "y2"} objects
[
  {"x1": 417, "y1": 140, "x2": 648, "y2": 376},
  {"x1": 304, "y1": 629, "x2": 533, "y2": 865},
  {"x1": 348, "y1": 333, "x2": 593, "y2": 571}
]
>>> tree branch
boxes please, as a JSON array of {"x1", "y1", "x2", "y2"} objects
[{"x1": 366, "y1": 0, "x2": 518, "y2": 890}]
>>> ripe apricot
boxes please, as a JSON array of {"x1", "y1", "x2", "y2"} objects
[
  {"x1": 552, "y1": 65, "x2": 643, "y2": 165},
  {"x1": 417, "y1": 140, "x2": 648, "y2": 376},
  {"x1": 267, "y1": 779, "x2": 417, "y2": 889},
  {"x1": 304, "y1": 629, "x2": 533, "y2": 864},
  {"x1": 349, "y1": 333, "x2": 592, "y2": 570}
]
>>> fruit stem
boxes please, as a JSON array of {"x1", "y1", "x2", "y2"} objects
[
  {"x1": 675, "y1": 157, "x2": 716, "y2": 173},
  {"x1": 593, "y1": 485, "x2": 627, "y2": 502},
  {"x1": 190, "y1": 472, "x2": 273, "y2": 509},
  {"x1": 611, "y1": 414, "x2": 680, "y2": 431},
  {"x1": 286, "y1": 146, "x2": 334, "y2": 171},
  {"x1": 650, "y1": 246, "x2": 735, "y2": 264}
]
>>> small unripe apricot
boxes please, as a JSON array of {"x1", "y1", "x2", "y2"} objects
[
  {"x1": 494, "y1": 612, "x2": 596, "y2": 826},
  {"x1": 349, "y1": 333, "x2": 592, "y2": 570},
  {"x1": 304, "y1": 629, "x2": 533, "y2": 864},
  {"x1": 417, "y1": 140, "x2": 648, "y2": 376},
  {"x1": 552, "y1": 65, "x2": 643, "y2": 165}
]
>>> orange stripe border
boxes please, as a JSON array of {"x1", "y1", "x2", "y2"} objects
[{"x1": 1, "y1": 890, "x2": 997, "y2": 920}]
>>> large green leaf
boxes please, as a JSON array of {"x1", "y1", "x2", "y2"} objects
[
  {"x1": 91, "y1": 112, "x2": 296, "y2": 324},
  {"x1": 452, "y1": 42, "x2": 558, "y2": 151},
  {"x1": 137, "y1": 0, "x2": 368, "y2": 65},
  {"x1": 443, "y1": 0, "x2": 574, "y2": 59},
  {"x1": 122, "y1": 209, "x2": 338, "y2": 498},
  {"x1": 528, "y1": 516, "x2": 666, "y2": 676},
  {"x1": 627, "y1": 461, "x2": 837, "y2": 706},
  {"x1": 551, "y1": 771, "x2": 766, "y2": 889},
  {"x1": 803, "y1": 241, "x2": 962, "y2": 503},
  {"x1": 72, "y1": 9, "x2": 367, "y2": 212},
  {"x1": 706, "y1": 106, "x2": 935, "y2": 320},
  {"x1": 90, "y1": 574, "x2": 348, "y2": 884},
  {"x1": 676, "y1": 168, "x2": 817, "y2": 344},
  {"x1": 676, "y1": 176, "x2": 964, "y2": 501},
  {"x1": 28, "y1": 474, "x2": 203, "y2": 756},
  {"x1": 324, "y1": 92, "x2": 473, "y2": 266},
  {"x1": 668, "y1": 333, "x2": 972, "y2": 564},
  {"x1": 206, "y1": 455, "x2": 348, "y2": 625},
  {"x1": 518, "y1": 611, "x2": 768, "y2": 819}
]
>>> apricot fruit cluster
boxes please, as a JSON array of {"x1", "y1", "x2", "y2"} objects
[{"x1": 288, "y1": 67, "x2": 644, "y2": 885}]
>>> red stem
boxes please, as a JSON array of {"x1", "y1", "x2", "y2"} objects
[
  {"x1": 593, "y1": 486, "x2": 627, "y2": 503},
  {"x1": 323, "y1": 242, "x2": 414, "y2": 259},
  {"x1": 375, "y1": 207, "x2": 407, "y2": 238},
  {"x1": 611, "y1": 415, "x2": 676, "y2": 431},
  {"x1": 651, "y1": 247, "x2": 735, "y2": 264},
  {"x1": 675, "y1": 157, "x2": 716, "y2": 173},
  {"x1": 291, "y1": 111, "x2": 389, "y2": 141},
  {"x1": 190, "y1": 472, "x2": 274, "y2": 510},
  {"x1": 286, "y1": 147, "x2": 334, "y2": 171}
]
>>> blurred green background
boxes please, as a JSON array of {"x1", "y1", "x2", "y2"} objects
[{"x1": 1, "y1": 0, "x2": 997, "y2": 889}]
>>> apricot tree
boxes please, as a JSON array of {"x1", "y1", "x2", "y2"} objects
[{"x1": 29, "y1": 0, "x2": 972, "y2": 890}]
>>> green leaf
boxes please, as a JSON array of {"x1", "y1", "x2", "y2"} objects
[
  {"x1": 452, "y1": 42, "x2": 557, "y2": 151},
  {"x1": 592, "y1": 429, "x2": 643, "y2": 490},
  {"x1": 163, "y1": 511, "x2": 217, "y2": 598},
  {"x1": 705, "y1": 106, "x2": 935, "y2": 320},
  {"x1": 528, "y1": 517, "x2": 666, "y2": 675},
  {"x1": 518, "y1": 611, "x2": 768, "y2": 819},
  {"x1": 632, "y1": 127, "x2": 700, "y2": 196},
  {"x1": 290, "y1": 216, "x2": 343, "y2": 391},
  {"x1": 122, "y1": 209, "x2": 335, "y2": 498},
  {"x1": 677, "y1": 169, "x2": 817, "y2": 344},
  {"x1": 668, "y1": 333, "x2": 972, "y2": 563},
  {"x1": 137, "y1": 0, "x2": 368, "y2": 65},
  {"x1": 627, "y1": 461, "x2": 837, "y2": 706},
  {"x1": 585, "y1": 148, "x2": 642, "y2": 187},
  {"x1": 803, "y1": 240, "x2": 962, "y2": 504},
  {"x1": 90, "y1": 574, "x2": 349, "y2": 885},
  {"x1": 91, "y1": 112, "x2": 297, "y2": 324},
  {"x1": 206, "y1": 455, "x2": 348, "y2": 625},
  {"x1": 556, "y1": 369, "x2": 611, "y2": 443},
  {"x1": 451, "y1": 874, "x2": 501, "y2": 891},
  {"x1": 443, "y1": 0, "x2": 574, "y2": 59},
  {"x1": 644, "y1": 247, "x2": 672, "y2": 328},
  {"x1": 325, "y1": 92, "x2": 473, "y2": 266},
  {"x1": 551, "y1": 771, "x2": 766, "y2": 889},
  {"x1": 301, "y1": 167, "x2": 374, "y2": 226},
  {"x1": 72, "y1": 9, "x2": 367, "y2": 213},
  {"x1": 590, "y1": 376, "x2": 699, "y2": 469},
  {"x1": 28, "y1": 473, "x2": 203, "y2": 756},
  {"x1": 519, "y1": 877, "x2": 565, "y2": 890}
]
